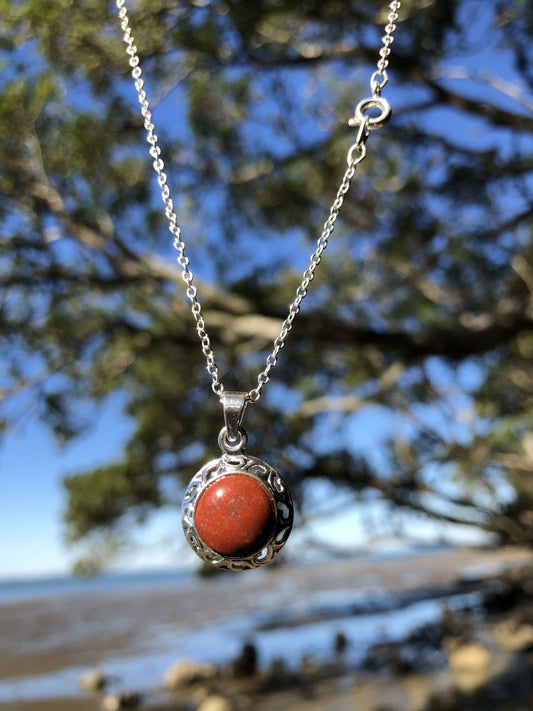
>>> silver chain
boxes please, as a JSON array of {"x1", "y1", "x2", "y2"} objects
[
  {"x1": 115, "y1": 0, "x2": 401, "y2": 404},
  {"x1": 371, "y1": 1, "x2": 401, "y2": 95}
]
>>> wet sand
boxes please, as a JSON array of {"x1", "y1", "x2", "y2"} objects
[{"x1": 0, "y1": 702, "x2": 98, "y2": 711}]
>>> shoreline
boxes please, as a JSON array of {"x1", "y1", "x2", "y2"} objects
[{"x1": 2, "y1": 546, "x2": 532, "y2": 710}]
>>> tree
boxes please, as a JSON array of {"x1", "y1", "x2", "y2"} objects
[{"x1": 1, "y1": 0, "x2": 533, "y2": 568}]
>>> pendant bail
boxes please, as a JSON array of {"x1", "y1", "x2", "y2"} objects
[
  {"x1": 223, "y1": 391, "x2": 248, "y2": 443},
  {"x1": 219, "y1": 391, "x2": 249, "y2": 453}
]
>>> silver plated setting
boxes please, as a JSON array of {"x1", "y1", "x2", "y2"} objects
[{"x1": 181, "y1": 453, "x2": 294, "y2": 571}]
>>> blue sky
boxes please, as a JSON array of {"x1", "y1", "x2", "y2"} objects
[
  {"x1": 0, "y1": 394, "x2": 131, "y2": 578},
  {"x1": 1, "y1": 393, "x2": 196, "y2": 578}
]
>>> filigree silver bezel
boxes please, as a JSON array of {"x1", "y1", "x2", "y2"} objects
[{"x1": 181, "y1": 453, "x2": 293, "y2": 571}]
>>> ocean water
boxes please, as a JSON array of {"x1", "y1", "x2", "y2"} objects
[
  {"x1": 0, "y1": 567, "x2": 194, "y2": 605},
  {"x1": 0, "y1": 543, "x2": 451, "y2": 606}
]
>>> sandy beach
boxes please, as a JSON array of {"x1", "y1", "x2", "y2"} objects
[{"x1": 1, "y1": 546, "x2": 532, "y2": 711}]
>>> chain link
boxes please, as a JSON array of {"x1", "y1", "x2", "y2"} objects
[
  {"x1": 115, "y1": 0, "x2": 401, "y2": 404},
  {"x1": 370, "y1": 0, "x2": 401, "y2": 94}
]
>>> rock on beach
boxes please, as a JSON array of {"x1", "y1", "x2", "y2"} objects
[
  {"x1": 197, "y1": 695, "x2": 235, "y2": 711},
  {"x1": 163, "y1": 660, "x2": 218, "y2": 690},
  {"x1": 79, "y1": 668, "x2": 108, "y2": 692}
]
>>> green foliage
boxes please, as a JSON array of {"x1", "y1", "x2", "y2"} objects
[
  {"x1": 2, "y1": 0, "x2": 533, "y2": 567},
  {"x1": 64, "y1": 461, "x2": 162, "y2": 539}
]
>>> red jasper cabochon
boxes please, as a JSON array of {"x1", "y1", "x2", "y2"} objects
[{"x1": 195, "y1": 473, "x2": 276, "y2": 557}]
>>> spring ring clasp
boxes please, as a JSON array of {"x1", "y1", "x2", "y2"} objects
[
  {"x1": 346, "y1": 95, "x2": 392, "y2": 166},
  {"x1": 349, "y1": 95, "x2": 392, "y2": 132}
]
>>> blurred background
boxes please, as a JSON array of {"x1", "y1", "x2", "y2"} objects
[{"x1": 2, "y1": 0, "x2": 533, "y2": 709}]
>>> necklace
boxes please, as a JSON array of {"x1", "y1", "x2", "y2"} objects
[{"x1": 116, "y1": 0, "x2": 401, "y2": 571}]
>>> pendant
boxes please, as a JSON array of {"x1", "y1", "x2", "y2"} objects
[{"x1": 181, "y1": 393, "x2": 294, "y2": 571}]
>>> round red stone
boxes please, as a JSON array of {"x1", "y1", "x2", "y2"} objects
[{"x1": 195, "y1": 473, "x2": 275, "y2": 557}]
